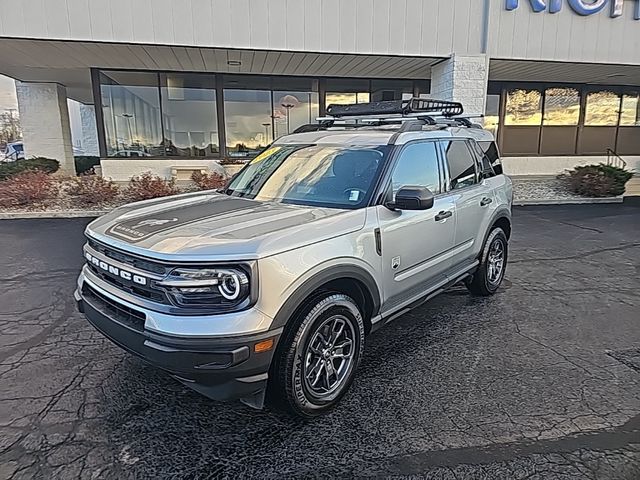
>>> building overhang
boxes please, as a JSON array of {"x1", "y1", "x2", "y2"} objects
[
  {"x1": 0, "y1": 38, "x2": 443, "y2": 104},
  {"x1": 490, "y1": 58, "x2": 640, "y2": 86}
]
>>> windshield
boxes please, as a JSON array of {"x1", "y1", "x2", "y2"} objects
[{"x1": 226, "y1": 144, "x2": 389, "y2": 209}]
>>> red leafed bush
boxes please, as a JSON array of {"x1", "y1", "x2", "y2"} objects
[
  {"x1": 125, "y1": 172, "x2": 179, "y2": 201},
  {"x1": 66, "y1": 175, "x2": 120, "y2": 206},
  {"x1": 191, "y1": 170, "x2": 227, "y2": 191},
  {"x1": 0, "y1": 170, "x2": 59, "y2": 207}
]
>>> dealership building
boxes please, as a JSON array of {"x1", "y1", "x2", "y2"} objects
[{"x1": 1, "y1": 0, "x2": 639, "y2": 179}]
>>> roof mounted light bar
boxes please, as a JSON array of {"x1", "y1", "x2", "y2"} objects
[{"x1": 325, "y1": 98, "x2": 464, "y2": 118}]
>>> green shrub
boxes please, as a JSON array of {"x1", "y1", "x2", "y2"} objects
[
  {"x1": 565, "y1": 163, "x2": 633, "y2": 197},
  {"x1": 0, "y1": 157, "x2": 60, "y2": 180},
  {"x1": 74, "y1": 156, "x2": 100, "y2": 175}
]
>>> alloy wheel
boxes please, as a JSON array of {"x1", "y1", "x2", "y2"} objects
[
  {"x1": 487, "y1": 238, "x2": 505, "y2": 285},
  {"x1": 303, "y1": 315, "x2": 356, "y2": 399}
]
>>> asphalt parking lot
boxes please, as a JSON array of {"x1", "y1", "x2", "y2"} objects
[{"x1": 1, "y1": 204, "x2": 639, "y2": 479}]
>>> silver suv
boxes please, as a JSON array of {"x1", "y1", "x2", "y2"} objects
[{"x1": 75, "y1": 99, "x2": 512, "y2": 418}]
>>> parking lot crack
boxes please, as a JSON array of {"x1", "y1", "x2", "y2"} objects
[{"x1": 510, "y1": 243, "x2": 640, "y2": 264}]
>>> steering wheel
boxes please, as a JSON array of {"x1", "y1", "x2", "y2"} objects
[{"x1": 343, "y1": 188, "x2": 367, "y2": 202}]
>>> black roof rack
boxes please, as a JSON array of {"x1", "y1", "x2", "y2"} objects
[
  {"x1": 291, "y1": 98, "x2": 479, "y2": 134},
  {"x1": 326, "y1": 98, "x2": 464, "y2": 118}
]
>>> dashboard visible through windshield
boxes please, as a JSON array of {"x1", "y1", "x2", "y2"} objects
[{"x1": 226, "y1": 144, "x2": 390, "y2": 209}]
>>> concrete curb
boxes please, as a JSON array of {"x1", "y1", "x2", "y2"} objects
[
  {"x1": 514, "y1": 196, "x2": 623, "y2": 206},
  {"x1": 0, "y1": 210, "x2": 109, "y2": 219}
]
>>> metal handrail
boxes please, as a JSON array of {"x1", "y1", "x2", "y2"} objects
[{"x1": 606, "y1": 148, "x2": 627, "y2": 169}]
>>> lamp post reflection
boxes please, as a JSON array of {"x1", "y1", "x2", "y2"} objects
[
  {"x1": 281, "y1": 103, "x2": 294, "y2": 134},
  {"x1": 261, "y1": 122, "x2": 271, "y2": 144}
]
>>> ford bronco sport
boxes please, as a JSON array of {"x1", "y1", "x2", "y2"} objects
[{"x1": 76, "y1": 99, "x2": 512, "y2": 418}]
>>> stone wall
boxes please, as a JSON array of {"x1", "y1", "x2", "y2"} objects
[{"x1": 430, "y1": 55, "x2": 489, "y2": 117}]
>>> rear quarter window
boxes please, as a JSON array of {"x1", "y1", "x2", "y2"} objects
[{"x1": 478, "y1": 141, "x2": 503, "y2": 175}]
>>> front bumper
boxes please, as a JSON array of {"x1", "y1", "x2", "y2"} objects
[{"x1": 75, "y1": 276, "x2": 281, "y2": 405}]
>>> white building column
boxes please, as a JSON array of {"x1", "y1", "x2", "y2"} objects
[
  {"x1": 15, "y1": 81, "x2": 76, "y2": 174},
  {"x1": 430, "y1": 54, "x2": 489, "y2": 117},
  {"x1": 79, "y1": 104, "x2": 99, "y2": 157}
]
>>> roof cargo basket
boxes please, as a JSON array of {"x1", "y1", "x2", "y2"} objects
[{"x1": 326, "y1": 98, "x2": 464, "y2": 118}]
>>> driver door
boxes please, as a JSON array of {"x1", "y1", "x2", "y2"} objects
[{"x1": 376, "y1": 141, "x2": 456, "y2": 312}]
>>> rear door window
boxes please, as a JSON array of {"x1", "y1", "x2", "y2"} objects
[{"x1": 440, "y1": 140, "x2": 478, "y2": 190}]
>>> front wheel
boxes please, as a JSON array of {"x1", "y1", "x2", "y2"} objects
[
  {"x1": 466, "y1": 227, "x2": 508, "y2": 296},
  {"x1": 270, "y1": 293, "x2": 365, "y2": 418}
]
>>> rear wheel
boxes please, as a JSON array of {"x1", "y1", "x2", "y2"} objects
[
  {"x1": 466, "y1": 227, "x2": 508, "y2": 296},
  {"x1": 270, "y1": 293, "x2": 365, "y2": 418}
]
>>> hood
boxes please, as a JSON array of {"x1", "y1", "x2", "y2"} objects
[{"x1": 86, "y1": 192, "x2": 366, "y2": 261}]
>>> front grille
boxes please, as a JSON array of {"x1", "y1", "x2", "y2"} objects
[
  {"x1": 86, "y1": 263, "x2": 168, "y2": 303},
  {"x1": 87, "y1": 239, "x2": 167, "y2": 275},
  {"x1": 82, "y1": 283, "x2": 146, "y2": 332},
  {"x1": 86, "y1": 238, "x2": 170, "y2": 304}
]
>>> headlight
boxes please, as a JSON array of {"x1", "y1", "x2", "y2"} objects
[{"x1": 156, "y1": 267, "x2": 251, "y2": 309}]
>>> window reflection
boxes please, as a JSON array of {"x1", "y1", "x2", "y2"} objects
[
  {"x1": 543, "y1": 88, "x2": 580, "y2": 125},
  {"x1": 272, "y1": 91, "x2": 319, "y2": 139},
  {"x1": 442, "y1": 141, "x2": 478, "y2": 190},
  {"x1": 226, "y1": 145, "x2": 387, "y2": 209},
  {"x1": 326, "y1": 92, "x2": 370, "y2": 106},
  {"x1": 484, "y1": 94, "x2": 500, "y2": 136},
  {"x1": 392, "y1": 142, "x2": 441, "y2": 195},
  {"x1": 620, "y1": 93, "x2": 640, "y2": 126},
  {"x1": 160, "y1": 73, "x2": 218, "y2": 157},
  {"x1": 326, "y1": 79, "x2": 370, "y2": 107},
  {"x1": 100, "y1": 71, "x2": 162, "y2": 157},
  {"x1": 585, "y1": 91, "x2": 620, "y2": 126},
  {"x1": 504, "y1": 89, "x2": 542, "y2": 126},
  {"x1": 224, "y1": 89, "x2": 272, "y2": 158}
]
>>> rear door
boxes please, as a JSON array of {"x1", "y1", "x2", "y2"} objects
[
  {"x1": 440, "y1": 139, "x2": 497, "y2": 268},
  {"x1": 376, "y1": 141, "x2": 456, "y2": 311}
]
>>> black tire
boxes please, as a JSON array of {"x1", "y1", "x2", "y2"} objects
[
  {"x1": 466, "y1": 227, "x2": 508, "y2": 296},
  {"x1": 269, "y1": 292, "x2": 365, "y2": 418}
]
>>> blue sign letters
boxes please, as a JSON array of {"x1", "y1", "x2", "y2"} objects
[{"x1": 506, "y1": 0, "x2": 640, "y2": 19}]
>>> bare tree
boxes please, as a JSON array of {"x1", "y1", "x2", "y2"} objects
[{"x1": 0, "y1": 109, "x2": 21, "y2": 147}]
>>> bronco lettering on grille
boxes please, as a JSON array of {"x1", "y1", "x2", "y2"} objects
[{"x1": 85, "y1": 251, "x2": 148, "y2": 286}]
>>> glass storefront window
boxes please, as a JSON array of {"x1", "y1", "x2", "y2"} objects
[
  {"x1": 414, "y1": 80, "x2": 430, "y2": 98},
  {"x1": 584, "y1": 91, "x2": 620, "y2": 126},
  {"x1": 371, "y1": 80, "x2": 413, "y2": 102},
  {"x1": 484, "y1": 94, "x2": 500, "y2": 136},
  {"x1": 620, "y1": 93, "x2": 640, "y2": 126},
  {"x1": 100, "y1": 71, "x2": 163, "y2": 157},
  {"x1": 224, "y1": 89, "x2": 272, "y2": 158},
  {"x1": 160, "y1": 73, "x2": 218, "y2": 157},
  {"x1": 543, "y1": 88, "x2": 580, "y2": 125},
  {"x1": 326, "y1": 79, "x2": 370, "y2": 106},
  {"x1": 326, "y1": 92, "x2": 370, "y2": 106},
  {"x1": 272, "y1": 91, "x2": 319, "y2": 139},
  {"x1": 504, "y1": 89, "x2": 542, "y2": 125}
]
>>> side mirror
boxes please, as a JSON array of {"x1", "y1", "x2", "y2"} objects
[{"x1": 389, "y1": 186, "x2": 435, "y2": 211}]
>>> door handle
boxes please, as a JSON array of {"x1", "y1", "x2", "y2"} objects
[
  {"x1": 480, "y1": 197, "x2": 493, "y2": 207},
  {"x1": 435, "y1": 210, "x2": 453, "y2": 221}
]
